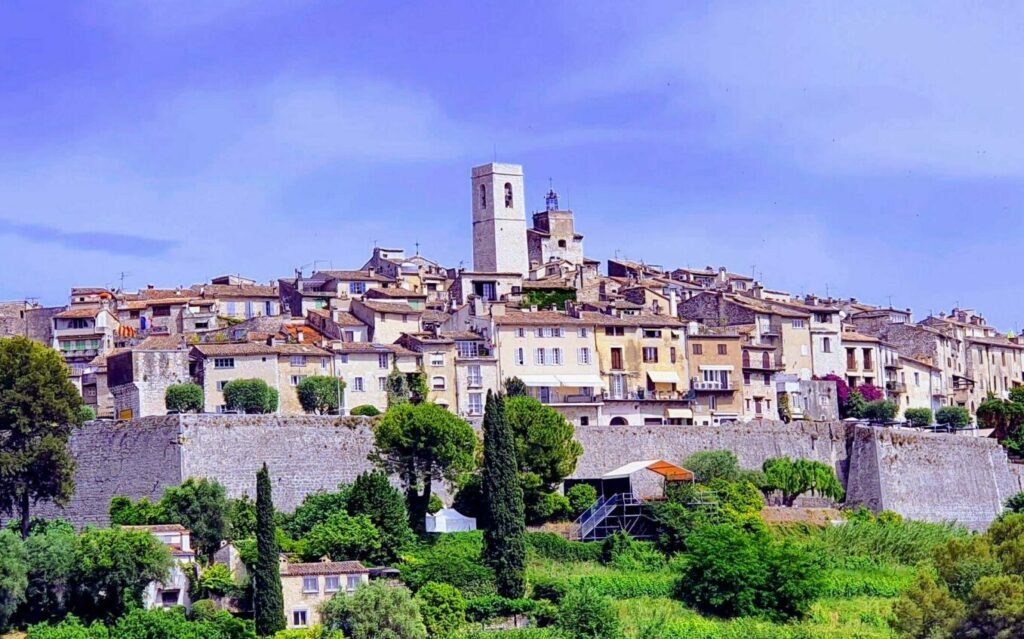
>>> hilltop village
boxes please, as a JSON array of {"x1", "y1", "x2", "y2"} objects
[{"x1": 1, "y1": 162, "x2": 1021, "y2": 432}]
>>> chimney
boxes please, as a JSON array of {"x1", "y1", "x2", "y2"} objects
[
  {"x1": 368, "y1": 268, "x2": 376, "y2": 277},
  {"x1": 669, "y1": 289, "x2": 678, "y2": 317},
  {"x1": 296, "y1": 330, "x2": 304, "y2": 343}
]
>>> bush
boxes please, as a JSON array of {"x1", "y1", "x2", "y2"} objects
[
  {"x1": 222, "y1": 378, "x2": 278, "y2": 414},
  {"x1": 415, "y1": 582, "x2": 465, "y2": 638},
  {"x1": 401, "y1": 533, "x2": 495, "y2": 598},
  {"x1": 194, "y1": 564, "x2": 237, "y2": 599},
  {"x1": 557, "y1": 587, "x2": 622, "y2": 639},
  {"x1": 164, "y1": 383, "x2": 204, "y2": 413},
  {"x1": 675, "y1": 524, "x2": 824, "y2": 621},
  {"x1": 565, "y1": 484, "x2": 597, "y2": 516},
  {"x1": 350, "y1": 404, "x2": 381, "y2": 417},
  {"x1": 299, "y1": 512, "x2": 381, "y2": 564},
  {"x1": 1006, "y1": 492, "x2": 1024, "y2": 514},
  {"x1": 957, "y1": 574, "x2": 1024, "y2": 638},
  {"x1": 931, "y1": 535, "x2": 1003, "y2": 600},
  {"x1": 77, "y1": 405, "x2": 96, "y2": 422},
  {"x1": 904, "y1": 408, "x2": 933, "y2": 428},
  {"x1": 428, "y1": 494, "x2": 443, "y2": 515},
  {"x1": 464, "y1": 596, "x2": 539, "y2": 623},
  {"x1": 525, "y1": 533, "x2": 602, "y2": 563},
  {"x1": 600, "y1": 531, "x2": 634, "y2": 565},
  {"x1": 322, "y1": 582, "x2": 426, "y2": 639},
  {"x1": 682, "y1": 450, "x2": 741, "y2": 483},
  {"x1": 528, "y1": 491, "x2": 571, "y2": 523},
  {"x1": 936, "y1": 406, "x2": 971, "y2": 429},
  {"x1": 861, "y1": 400, "x2": 897, "y2": 422}
]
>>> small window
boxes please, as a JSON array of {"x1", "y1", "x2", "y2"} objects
[
  {"x1": 292, "y1": 610, "x2": 308, "y2": 628},
  {"x1": 302, "y1": 576, "x2": 318, "y2": 593},
  {"x1": 516, "y1": 348, "x2": 525, "y2": 366},
  {"x1": 558, "y1": 239, "x2": 567, "y2": 248},
  {"x1": 290, "y1": 375, "x2": 306, "y2": 387},
  {"x1": 504, "y1": 182, "x2": 513, "y2": 208},
  {"x1": 535, "y1": 348, "x2": 545, "y2": 365},
  {"x1": 214, "y1": 358, "x2": 235, "y2": 369},
  {"x1": 378, "y1": 353, "x2": 389, "y2": 369},
  {"x1": 551, "y1": 348, "x2": 563, "y2": 365},
  {"x1": 643, "y1": 329, "x2": 662, "y2": 339},
  {"x1": 429, "y1": 353, "x2": 445, "y2": 367},
  {"x1": 431, "y1": 376, "x2": 446, "y2": 390},
  {"x1": 643, "y1": 347, "x2": 658, "y2": 363},
  {"x1": 325, "y1": 576, "x2": 341, "y2": 592},
  {"x1": 692, "y1": 344, "x2": 703, "y2": 355},
  {"x1": 152, "y1": 305, "x2": 171, "y2": 318},
  {"x1": 479, "y1": 184, "x2": 487, "y2": 207},
  {"x1": 290, "y1": 355, "x2": 306, "y2": 367},
  {"x1": 578, "y1": 328, "x2": 589, "y2": 338},
  {"x1": 516, "y1": 328, "x2": 525, "y2": 338},
  {"x1": 717, "y1": 344, "x2": 727, "y2": 355},
  {"x1": 577, "y1": 347, "x2": 591, "y2": 365},
  {"x1": 791, "y1": 319, "x2": 805, "y2": 328},
  {"x1": 580, "y1": 416, "x2": 589, "y2": 426},
  {"x1": 353, "y1": 377, "x2": 364, "y2": 392},
  {"x1": 217, "y1": 380, "x2": 231, "y2": 391},
  {"x1": 670, "y1": 347, "x2": 677, "y2": 364},
  {"x1": 347, "y1": 575, "x2": 362, "y2": 591},
  {"x1": 468, "y1": 393, "x2": 483, "y2": 415},
  {"x1": 349, "y1": 282, "x2": 366, "y2": 295}
]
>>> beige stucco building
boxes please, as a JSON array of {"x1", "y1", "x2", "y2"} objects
[{"x1": 280, "y1": 559, "x2": 368, "y2": 630}]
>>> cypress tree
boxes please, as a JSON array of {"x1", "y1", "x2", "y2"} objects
[
  {"x1": 254, "y1": 463, "x2": 285, "y2": 636},
  {"x1": 481, "y1": 391, "x2": 526, "y2": 598}
]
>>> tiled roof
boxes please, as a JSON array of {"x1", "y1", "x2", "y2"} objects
[
  {"x1": 442, "y1": 331, "x2": 487, "y2": 341},
  {"x1": 365, "y1": 287, "x2": 427, "y2": 299},
  {"x1": 333, "y1": 342, "x2": 418, "y2": 356},
  {"x1": 192, "y1": 342, "x2": 331, "y2": 357},
  {"x1": 282, "y1": 560, "x2": 368, "y2": 576},
  {"x1": 577, "y1": 311, "x2": 683, "y2": 328},
  {"x1": 841, "y1": 330, "x2": 880, "y2": 343},
  {"x1": 967, "y1": 336, "x2": 1024, "y2": 350},
  {"x1": 121, "y1": 524, "x2": 189, "y2": 533},
  {"x1": 136, "y1": 335, "x2": 189, "y2": 350},
  {"x1": 195, "y1": 284, "x2": 278, "y2": 298},
  {"x1": 136, "y1": 288, "x2": 190, "y2": 300},
  {"x1": 316, "y1": 270, "x2": 395, "y2": 283},
  {"x1": 358, "y1": 300, "x2": 421, "y2": 315},
  {"x1": 494, "y1": 310, "x2": 589, "y2": 326},
  {"x1": 54, "y1": 307, "x2": 101, "y2": 319},
  {"x1": 71, "y1": 287, "x2": 112, "y2": 295}
]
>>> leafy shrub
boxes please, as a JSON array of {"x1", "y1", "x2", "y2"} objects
[
  {"x1": 350, "y1": 404, "x2": 381, "y2": 417},
  {"x1": 525, "y1": 533, "x2": 602, "y2": 563},
  {"x1": 682, "y1": 450, "x2": 742, "y2": 483},
  {"x1": 222, "y1": 379, "x2": 278, "y2": 414},
  {"x1": 464, "y1": 595, "x2": 539, "y2": 622},
  {"x1": 857, "y1": 384, "x2": 883, "y2": 402},
  {"x1": 528, "y1": 491, "x2": 571, "y2": 523},
  {"x1": 321, "y1": 582, "x2": 426, "y2": 639},
  {"x1": 600, "y1": 531, "x2": 634, "y2": 565},
  {"x1": 297, "y1": 376, "x2": 344, "y2": 414},
  {"x1": 415, "y1": 581, "x2": 465, "y2": 638},
  {"x1": 675, "y1": 524, "x2": 824, "y2": 621},
  {"x1": 861, "y1": 400, "x2": 897, "y2": 421},
  {"x1": 194, "y1": 563, "x2": 237, "y2": 599},
  {"x1": 931, "y1": 535, "x2": 1003, "y2": 599},
  {"x1": 890, "y1": 571, "x2": 965, "y2": 639},
  {"x1": 164, "y1": 383, "x2": 204, "y2": 413},
  {"x1": 936, "y1": 406, "x2": 971, "y2": 429},
  {"x1": 77, "y1": 405, "x2": 96, "y2": 422},
  {"x1": 557, "y1": 587, "x2": 622, "y2": 639},
  {"x1": 401, "y1": 533, "x2": 495, "y2": 598},
  {"x1": 1006, "y1": 491, "x2": 1024, "y2": 514},
  {"x1": 534, "y1": 572, "x2": 674, "y2": 600},
  {"x1": 27, "y1": 615, "x2": 110, "y2": 639},
  {"x1": 427, "y1": 494, "x2": 443, "y2": 515},
  {"x1": 189, "y1": 599, "x2": 219, "y2": 621},
  {"x1": 281, "y1": 487, "x2": 350, "y2": 539},
  {"x1": 299, "y1": 512, "x2": 381, "y2": 564},
  {"x1": 565, "y1": 484, "x2": 597, "y2": 516},
  {"x1": 904, "y1": 408, "x2": 933, "y2": 428},
  {"x1": 820, "y1": 563, "x2": 915, "y2": 598}
]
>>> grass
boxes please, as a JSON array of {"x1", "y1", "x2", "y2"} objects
[{"x1": 776, "y1": 518, "x2": 967, "y2": 565}]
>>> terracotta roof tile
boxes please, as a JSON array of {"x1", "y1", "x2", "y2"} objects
[
  {"x1": 282, "y1": 560, "x2": 368, "y2": 576},
  {"x1": 357, "y1": 300, "x2": 421, "y2": 315}
]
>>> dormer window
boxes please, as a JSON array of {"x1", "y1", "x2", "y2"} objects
[{"x1": 504, "y1": 183, "x2": 513, "y2": 208}]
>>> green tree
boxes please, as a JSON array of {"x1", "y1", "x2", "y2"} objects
[
  {"x1": 844, "y1": 390, "x2": 868, "y2": 419},
  {"x1": 297, "y1": 376, "x2": 344, "y2": 415},
  {"x1": 503, "y1": 377, "x2": 528, "y2": 397},
  {"x1": 227, "y1": 494, "x2": 258, "y2": 541},
  {"x1": 904, "y1": 408, "x2": 934, "y2": 428},
  {"x1": 348, "y1": 474, "x2": 411, "y2": 554},
  {"x1": 1006, "y1": 492, "x2": 1024, "y2": 514},
  {"x1": 988, "y1": 512, "x2": 1024, "y2": 575},
  {"x1": 321, "y1": 581, "x2": 426, "y2": 639},
  {"x1": 67, "y1": 527, "x2": 172, "y2": 621},
  {"x1": 557, "y1": 587, "x2": 622, "y2": 639},
  {"x1": 224, "y1": 379, "x2": 279, "y2": 414},
  {"x1": 300, "y1": 512, "x2": 381, "y2": 564},
  {"x1": 862, "y1": 400, "x2": 898, "y2": 421},
  {"x1": 936, "y1": 406, "x2": 971, "y2": 430},
  {"x1": 890, "y1": 571, "x2": 964, "y2": 639},
  {"x1": 566, "y1": 484, "x2": 597, "y2": 515},
  {"x1": 0, "y1": 529, "x2": 27, "y2": 633},
  {"x1": 18, "y1": 521, "x2": 76, "y2": 625},
  {"x1": 409, "y1": 367, "x2": 430, "y2": 404},
  {"x1": 762, "y1": 457, "x2": 845, "y2": 506},
  {"x1": 0, "y1": 337, "x2": 85, "y2": 539},
  {"x1": 674, "y1": 523, "x2": 823, "y2": 621},
  {"x1": 682, "y1": 450, "x2": 742, "y2": 483},
  {"x1": 371, "y1": 403, "x2": 476, "y2": 533},
  {"x1": 955, "y1": 575, "x2": 1024, "y2": 639},
  {"x1": 931, "y1": 536, "x2": 1003, "y2": 600},
  {"x1": 282, "y1": 488, "x2": 349, "y2": 539},
  {"x1": 415, "y1": 582, "x2": 465, "y2": 638},
  {"x1": 164, "y1": 383, "x2": 204, "y2": 413},
  {"x1": 160, "y1": 477, "x2": 228, "y2": 561},
  {"x1": 503, "y1": 395, "x2": 583, "y2": 522},
  {"x1": 77, "y1": 406, "x2": 96, "y2": 422},
  {"x1": 254, "y1": 464, "x2": 285, "y2": 637},
  {"x1": 108, "y1": 496, "x2": 167, "y2": 525},
  {"x1": 481, "y1": 392, "x2": 526, "y2": 598},
  {"x1": 386, "y1": 363, "x2": 411, "y2": 407},
  {"x1": 977, "y1": 394, "x2": 1024, "y2": 451}
]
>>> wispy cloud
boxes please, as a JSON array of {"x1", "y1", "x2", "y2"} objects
[{"x1": 0, "y1": 219, "x2": 178, "y2": 257}]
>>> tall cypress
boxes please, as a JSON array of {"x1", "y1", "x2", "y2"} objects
[
  {"x1": 481, "y1": 391, "x2": 526, "y2": 598},
  {"x1": 254, "y1": 463, "x2": 285, "y2": 636}
]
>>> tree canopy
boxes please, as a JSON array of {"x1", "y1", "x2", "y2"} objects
[
  {"x1": 0, "y1": 337, "x2": 85, "y2": 539},
  {"x1": 223, "y1": 379, "x2": 278, "y2": 414},
  {"x1": 371, "y1": 403, "x2": 476, "y2": 533},
  {"x1": 164, "y1": 383, "x2": 204, "y2": 413},
  {"x1": 254, "y1": 463, "x2": 285, "y2": 636},
  {"x1": 762, "y1": 457, "x2": 845, "y2": 506},
  {"x1": 296, "y1": 376, "x2": 344, "y2": 415},
  {"x1": 481, "y1": 392, "x2": 526, "y2": 599}
]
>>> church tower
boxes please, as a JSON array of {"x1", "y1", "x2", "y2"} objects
[{"x1": 471, "y1": 163, "x2": 529, "y2": 277}]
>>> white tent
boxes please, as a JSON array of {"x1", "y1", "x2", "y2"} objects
[{"x1": 425, "y1": 508, "x2": 477, "y2": 533}]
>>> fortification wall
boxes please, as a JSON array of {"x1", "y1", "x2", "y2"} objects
[{"x1": 38, "y1": 416, "x2": 1021, "y2": 531}]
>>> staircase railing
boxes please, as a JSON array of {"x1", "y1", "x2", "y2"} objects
[{"x1": 570, "y1": 494, "x2": 620, "y2": 541}]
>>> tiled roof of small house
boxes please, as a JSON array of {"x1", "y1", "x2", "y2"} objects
[
  {"x1": 493, "y1": 309, "x2": 590, "y2": 326},
  {"x1": 194, "y1": 284, "x2": 278, "y2": 299},
  {"x1": 365, "y1": 287, "x2": 427, "y2": 300},
  {"x1": 281, "y1": 560, "x2": 368, "y2": 576},
  {"x1": 357, "y1": 300, "x2": 421, "y2": 315},
  {"x1": 577, "y1": 311, "x2": 683, "y2": 328},
  {"x1": 121, "y1": 524, "x2": 189, "y2": 533},
  {"x1": 316, "y1": 270, "x2": 395, "y2": 283},
  {"x1": 54, "y1": 307, "x2": 101, "y2": 319}
]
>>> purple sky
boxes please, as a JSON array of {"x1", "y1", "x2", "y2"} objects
[{"x1": 1, "y1": 2, "x2": 1021, "y2": 331}]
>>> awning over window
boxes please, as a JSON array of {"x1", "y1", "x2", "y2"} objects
[
  {"x1": 647, "y1": 371, "x2": 681, "y2": 385},
  {"x1": 666, "y1": 408, "x2": 693, "y2": 419},
  {"x1": 556, "y1": 374, "x2": 606, "y2": 389},
  {"x1": 517, "y1": 374, "x2": 561, "y2": 387}
]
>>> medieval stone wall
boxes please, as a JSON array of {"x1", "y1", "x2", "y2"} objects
[{"x1": 37, "y1": 416, "x2": 1022, "y2": 531}]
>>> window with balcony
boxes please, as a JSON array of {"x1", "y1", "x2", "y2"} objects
[{"x1": 68, "y1": 318, "x2": 89, "y2": 329}]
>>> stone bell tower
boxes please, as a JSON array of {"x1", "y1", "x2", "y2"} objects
[{"x1": 471, "y1": 163, "x2": 528, "y2": 277}]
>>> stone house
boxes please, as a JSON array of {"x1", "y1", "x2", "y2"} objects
[
  {"x1": 772, "y1": 299, "x2": 844, "y2": 377},
  {"x1": 305, "y1": 308, "x2": 370, "y2": 343},
  {"x1": 444, "y1": 331, "x2": 499, "y2": 419},
  {"x1": 51, "y1": 306, "x2": 120, "y2": 371},
  {"x1": 898, "y1": 355, "x2": 946, "y2": 416},
  {"x1": 274, "y1": 343, "x2": 336, "y2": 414},
  {"x1": 281, "y1": 559, "x2": 368, "y2": 630},
  {"x1": 332, "y1": 342, "x2": 420, "y2": 413},
  {"x1": 840, "y1": 330, "x2": 882, "y2": 391},
  {"x1": 109, "y1": 336, "x2": 191, "y2": 419},
  {"x1": 739, "y1": 327, "x2": 782, "y2": 421},
  {"x1": 193, "y1": 283, "x2": 280, "y2": 321},
  {"x1": 349, "y1": 299, "x2": 422, "y2": 344},
  {"x1": 484, "y1": 308, "x2": 604, "y2": 427},
  {"x1": 527, "y1": 190, "x2": 585, "y2": 269},
  {"x1": 122, "y1": 524, "x2": 196, "y2": 611},
  {"x1": 447, "y1": 270, "x2": 524, "y2": 306},
  {"x1": 279, "y1": 269, "x2": 395, "y2": 316},
  {"x1": 578, "y1": 310, "x2": 692, "y2": 426},
  {"x1": 360, "y1": 247, "x2": 451, "y2": 302},
  {"x1": 965, "y1": 336, "x2": 1024, "y2": 408},
  {"x1": 684, "y1": 326, "x2": 744, "y2": 425},
  {"x1": 394, "y1": 333, "x2": 459, "y2": 411},
  {"x1": 774, "y1": 376, "x2": 839, "y2": 422}
]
